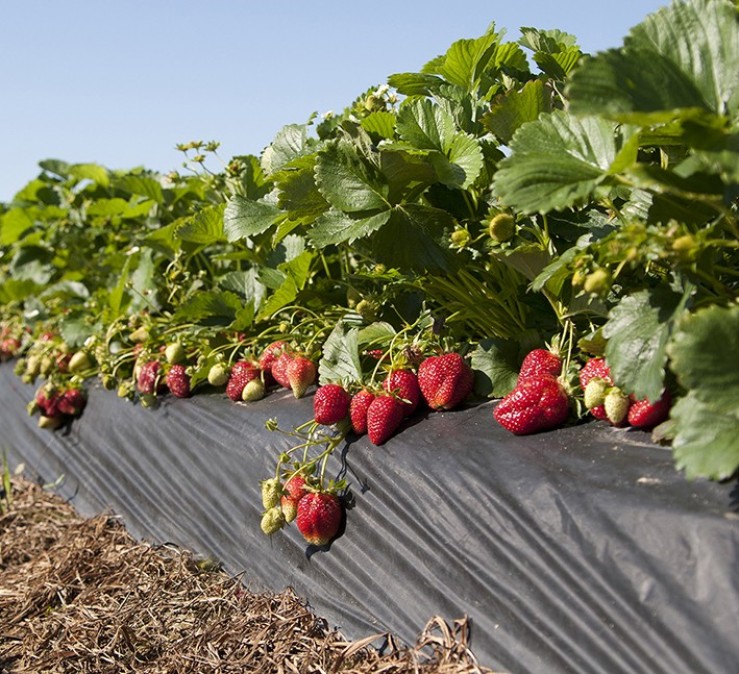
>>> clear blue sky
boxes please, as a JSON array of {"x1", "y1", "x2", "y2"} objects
[{"x1": 1, "y1": 0, "x2": 668, "y2": 202}]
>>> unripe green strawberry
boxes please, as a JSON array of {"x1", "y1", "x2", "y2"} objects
[
  {"x1": 164, "y1": 342, "x2": 186, "y2": 364},
  {"x1": 260, "y1": 506, "x2": 286, "y2": 535},
  {"x1": 583, "y1": 378, "x2": 609, "y2": 410},
  {"x1": 207, "y1": 362, "x2": 230, "y2": 387},
  {"x1": 38, "y1": 414, "x2": 63, "y2": 430},
  {"x1": 68, "y1": 350, "x2": 92, "y2": 374},
  {"x1": 450, "y1": 228, "x2": 471, "y2": 247},
  {"x1": 261, "y1": 477, "x2": 282, "y2": 510},
  {"x1": 242, "y1": 378, "x2": 265, "y2": 401},
  {"x1": 583, "y1": 268, "x2": 612, "y2": 295},
  {"x1": 130, "y1": 326, "x2": 149, "y2": 343},
  {"x1": 356, "y1": 299, "x2": 379, "y2": 322},
  {"x1": 488, "y1": 213, "x2": 515, "y2": 242},
  {"x1": 604, "y1": 387, "x2": 630, "y2": 426}
]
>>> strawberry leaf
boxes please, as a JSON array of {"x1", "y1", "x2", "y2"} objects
[
  {"x1": 318, "y1": 322, "x2": 362, "y2": 385},
  {"x1": 223, "y1": 194, "x2": 282, "y2": 242},
  {"x1": 603, "y1": 288, "x2": 687, "y2": 401},
  {"x1": 470, "y1": 338, "x2": 520, "y2": 398},
  {"x1": 483, "y1": 79, "x2": 552, "y2": 145},
  {"x1": 671, "y1": 393, "x2": 739, "y2": 481},
  {"x1": 492, "y1": 110, "x2": 637, "y2": 214}
]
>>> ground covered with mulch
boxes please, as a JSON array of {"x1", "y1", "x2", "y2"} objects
[{"x1": 0, "y1": 476, "x2": 498, "y2": 673}]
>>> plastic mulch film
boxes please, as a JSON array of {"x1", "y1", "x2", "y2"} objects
[{"x1": 2, "y1": 365, "x2": 737, "y2": 674}]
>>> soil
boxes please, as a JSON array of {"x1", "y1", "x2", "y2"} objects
[{"x1": 0, "y1": 477, "x2": 499, "y2": 673}]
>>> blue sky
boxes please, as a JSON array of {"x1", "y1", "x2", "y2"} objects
[{"x1": 1, "y1": 0, "x2": 668, "y2": 202}]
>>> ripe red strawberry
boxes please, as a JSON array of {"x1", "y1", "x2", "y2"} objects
[
  {"x1": 417, "y1": 352, "x2": 474, "y2": 411},
  {"x1": 366, "y1": 394, "x2": 405, "y2": 445},
  {"x1": 271, "y1": 351, "x2": 294, "y2": 389},
  {"x1": 295, "y1": 491, "x2": 343, "y2": 546},
  {"x1": 493, "y1": 374, "x2": 570, "y2": 435},
  {"x1": 57, "y1": 388, "x2": 87, "y2": 417},
  {"x1": 350, "y1": 388, "x2": 376, "y2": 435},
  {"x1": 590, "y1": 404, "x2": 609, "y2": 421},
  {"x1": 35, "y1": 387, "x2": 61, "y2": 418},
  {"x1": 226, "y1": 360, "x2": 261, "y2": 401},
  {"x1": 313, "y1": 384, "x2": 351, "y2": 425},
  {"x1": 258, "y1": 340, "x2": 287, "y2": 387},
  {"x1": 280, "y1": 474, "x2": 308, "y2": 523},
  {"x1": 518, "y1": 348, "x2": 562, "y2": 381},
  {"x1": 166, "y1": 363, "x2": 191, "y2": 398},
  {"x1": 382, "y1": 369, "x2": 422, "y2": 417},
  {"x1": 578, "y1": 357, "x2": 613, "y2": 389},
  {"x1": 287, "y1": 355, "x2": 317, "y2": 398},
  {"x1": 628, "y1": 390, "x2": 672, "y2": 429},
  {"x1": 137, "y1": 360, "x2": 162, "y2": 395},
  {"x1": 0, "y1": 337, "x2": 21, "y2": 361}
]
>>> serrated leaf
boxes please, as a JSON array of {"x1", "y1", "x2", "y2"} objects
[
  {"x1": 176, "y1": 203, "x2": 226, "y2": 244},
  {"x1": 671, "y1": 393, "x2": 739, "y2": 480},
  {"x1": 370, "y1": 204, "x2": 456, "y2": 272},
  {"x1": 223, "y1": 194, "x2": 281, "y2": 242},
  {"x1": 261, "y1": 124, "x2": 310, "y2": 175},
  {"x1": 603, "y1": 288, "x2": 687, "y2": 400},
  {"x1": 309, "y1": 208, "x2": 391, "y2": 247},
  {"x1": 387, "y1": 72, "x2": 446, "y2": 97},
  {"x1": 69, "y1": 163, "x2": 109, "y2": 186},
  {"x1": 220, "y1": 268, "x2": 267, "y2": 310},
  {"x1": 0, "y1": 278, "x2": 42, "y2": 303},
  {"x1": 274, "y1": 154, "x2": 329, "y2": 219},
  {"x1": 533, "y1": 48, "x2": 581, "y2": 81},
  {"x1": 114, "y1": 175, "x2": 164, "y2": 203},
  {"x1": 483, "y1": 79, "x2": 552, "y2": 145},
  {"x1": 318, "y1": 322, "x2": 362, "y2": 385},
  {"x1": 568, "y1": 0, "x2": 739, "y2": 120},
  {"x1": 130, "y1": 248, "x2": 160, "y2": 313},
  {"x1": 667, "y1": 303, "x2": 739, "y2": 415},
  {"x1": 315, "y1": 141, "x2": 388, "y2": 212},
  {"x1": 59, "y1": 316, "x2": 94, "y2": 348},
  {"x1": 361, "y1": 111, "x2": 396, "y2": 140},
  {"x1": 174, "y1": 290, "x2": 244, "y2": 326},
  {"x1": 470, "y1": 338, "x2": 520, "y2": 398},
  {"x1": 257, "y1": 276, "x2": 298, "y2": 321},
  {"x1": 493, "y1": 110, "x2": 635, "y2": 213}
]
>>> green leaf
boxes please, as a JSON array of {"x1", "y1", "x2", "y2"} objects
[
  {"x1": 603, "y1": 288, "x2": 687, "y2": 400},
  {"x1": 69, "y1": 163, "x2": 109, "y2": 186},
  {"x1": 108, "y1": 255, "x2": 133, "y2": 317},
  {"x1": 177, "y1": 203, "x2": 226, "y2": 244},
  {"x1": 534, "y1": 48, "x2": 581, "y2": 81},
  {"x1": 315, "y1": 141, "x2": 388, "y2": 212},
  {"x1": 60, "y1": 316, "x2": 94, "y2": 348},
  {"x1": 370, "y1": 204, "x2": 456, "y2": 272},
  {"x1": 0, "y1": 278, "x2": 41, "y2": 303},
  {"x1": 174, "y1": 290, "x2": 244, "y2": 326},
  {"x1": 387, "y1": 72, "x2": 446, "y2": 97},
  {"x1": 256, "y1": 276, "x2": 298, "y2": 321},
  {"x1": 114, "y1": 175, "x2": 164, "y2": 203},
  {"x1": 470, "y1": 338, "x2": 520, "y2": 398},
  {"x1": 318, "y1": 322, "x2": 362, "y2": 385},
  {"x1": 274, "y1": 154, "x2": 329, "y2": 219},
  {"x1": 360, "y1": 111, "x2": 397, "y2": 140},
  {"x1": 261, "y1": 124, "x2": 311, "y2": 175},
  {"x1": 671, "y1": 393, "x2": 739, "y2": 481},
  {"x1": 220, "y1": 268, "x2": 267, "y2": 309},
  {"x1": 86, "y1": 198, "x2": 130, "y2": 217},
  {"x1": 130, "y1": 248, "x2": 161, "y2": 313},
  {"x1": 309, "y1": 208, "x2": 391, "y2": 247},
  {"x1": 0, "y1": 207, "x2": 34, "y2": 245},
  {"x1": 668, "y1": 303, "x2": 739, "y2": 415},
  {"x1": 483, "y1": 79, "x2": 552, "y2": 145},
  {"x1": 493, "y1": 110, "x2": 635, "y2": 213},
  {"x1": 568, "y1": 0, "x2": 739, "y2": 120},
  {"x1": 223, "y1": 194, "x2": 281, "y2": 242}
]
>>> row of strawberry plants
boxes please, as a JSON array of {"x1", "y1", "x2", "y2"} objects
[{"x1": 1, "y1": 0, "x2": 737, "y2": 548}]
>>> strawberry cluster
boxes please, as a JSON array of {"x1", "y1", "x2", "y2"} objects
[
  {"x1": 580, "y1": 357, "x2": 672, "y2": 429},
  {"x1": 30, "y1": 383, "x2": 87, "y2": 430}
]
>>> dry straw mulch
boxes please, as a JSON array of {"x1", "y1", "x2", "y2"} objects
[{"x1": 0, "y1": 477, "x2": 499, "y2": 673}]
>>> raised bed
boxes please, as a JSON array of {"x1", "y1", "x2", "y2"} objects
[{"x1": 2, "y1": 365, "x2": 737, "y2": 674}]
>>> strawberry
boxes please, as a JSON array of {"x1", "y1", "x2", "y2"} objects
[
  {"x1": 242, "y1": 378, "x2": 266, "y2": 401},
  {"x1": 207, "y1": 362, "x2": 230, "y2": 387},
  {"x1": 281, "y1": 474, "x2": 308, "y2": 523},
  {"x1": 603, "y1": 387, "x2": 630, "y2": 426},
  {"x1": 225, "y1": 360, "x2": 261, "y2": 401},
  {"x1": 313, "y1": 384, "x2": 351, "y2": 425},
  {"x1": 57, "y1": 388, "x2": 87, "y2": 417},
  {"x1": 137, "y1": 360, "x2": 162, "y2": 395},
  {"x1": 287, "y1": 355, "x2": 317, "y2": 398},
  {"x1": 261, "y1": 477, "x2": 282, "y2": 509},
  {"x1": 259, "y1": 340, "x2": 288, "y2": 387},
  {"x1": 295, "y1": 492, "x2": 343, "y2": 546},
  {"x1": 417, "y1": 352, "x2": 474, "y2": 411},
  {"x1": 35, "y1": 387, "x2": 61, "y2": 418},
  {"x1": 578, "y1": 357, "x2": 613, "y2": 389},
  {"x1": 260, "y1": 507, "x2": 286, "y2": 535},
  {"x1": 271, "y1": 351, "x2": 294, "y2": 389},
  {"x1": 166, "y1": 363, "x2": 191, "y2": 398},
  {"x1": 164, "y1": 342, "x2": 186, "y2": 364},
  {"x1": 518, "y1": 348, "x2": 562, "y2": 381},
  {"x1": 382, "y1": 369, "x2": 422, "y2": 417},
  {"x1": 627, "y1": 390, "x2": 672, "y2": 429},
  {"x1": 350, "y1": 388, "x2": 376, "y2": 435},
  {"x1": 366, "y1": 394, "x2": 405, "y2": 445},
  {"x1": 493, "y1": 374, "x2": 570, "y2": 435}
]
